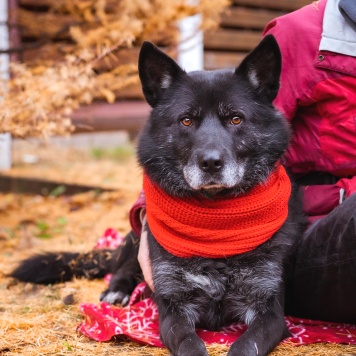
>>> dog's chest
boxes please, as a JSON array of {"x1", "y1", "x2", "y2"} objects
[{"x1": 151, "y1": 234, "x2": 282, "y2": 328}]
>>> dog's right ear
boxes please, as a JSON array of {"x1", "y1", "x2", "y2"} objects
[{"x1": 138, "y1": 42, "x2": 185, "y2": 107}]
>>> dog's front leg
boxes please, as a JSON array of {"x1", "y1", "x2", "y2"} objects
[
  {"x1": 227, "y1": 298, "x2": 288, "y2": 356},
  {"x1": 157, "y1": 298, "x2": 208, "y2": 356},
  {"x1": 146, "y1": 228, "x2": 208, "y2": 355},
  {"x1": 100, "y1": 231, "x2": 142, "y2": 305}
]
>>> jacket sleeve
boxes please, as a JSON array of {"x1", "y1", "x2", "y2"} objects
[
  {"x1": 129, "y1": 190, "x2": 146, "y2": 236},
  {"x1": 262, "y1": 2, "x2": 323, "y2": 122},
  {"x1": 263, "y1": 19, "x2": 300, "y2": 121}
]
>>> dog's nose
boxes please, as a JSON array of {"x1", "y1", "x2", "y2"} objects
[{"x1": 198, "y1": 150, "x2": 224, "y2": 173}]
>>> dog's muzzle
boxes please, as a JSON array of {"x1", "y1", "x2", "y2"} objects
[{"x1": 183, "y1": 150, "x2": 246, "y2": 191}]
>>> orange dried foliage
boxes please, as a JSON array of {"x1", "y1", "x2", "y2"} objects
[{"x1": 1, "y1": 0, "x2": 230, "y2": 138}]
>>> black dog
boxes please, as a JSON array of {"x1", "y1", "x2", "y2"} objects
[{"x1": 11, "y1": 35, "x2": 306, "y2": 356}]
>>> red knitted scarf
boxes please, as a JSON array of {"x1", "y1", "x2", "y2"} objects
[{"x1": 143, "y1": 165, "x2": 291, "y2": 258}]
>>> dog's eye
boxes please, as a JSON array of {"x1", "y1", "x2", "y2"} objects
[
  {"x1": 230, "y1": 116, "x2": 242, "y2": 125},
  {"x1": 181, "y1": 117, "x2": 193, "y2": 127}
]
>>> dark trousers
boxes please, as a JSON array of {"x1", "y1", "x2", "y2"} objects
[{"x1": 285, "y1": 193, "x2": 356, "y2": 323}]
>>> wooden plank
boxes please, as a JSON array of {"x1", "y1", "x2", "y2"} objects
[
  {"x1": 232, "y1": 0, "x2": 311, "y2": 11},
  {"x1": 204, "y1": 29, "x2": 262, "y2": 51},
  {"x1": 22, "y1": 44, "x2": 140, "y2": 72},
  {"x1": 221, "y1": 7, "x2": 284, "y2": 29},
  {"x1": 204, "y1": 50, "x2": 248, "y2": 70},
  {"x1": 18, "y1": 0, "x2": 67, "y2": 8},
  {"x1": 17, "y1": 8, "x2": 77, "y2": 40},
  {"x1": 114, "y1": 83, "x2": 144, "y2": 100},
  {"x1": 8, "y1": 0, "x2": 21, "y2": 62},
  {"x1": 0, "y1": 175, "x2": 113, "y2": 195},
  {"x1": 19, "y1": 0, "x2": 52, "y2": 7},
  {"x1": 71, "y1": 101, "x2": 150, "y2": 136},
  {"x1": 21, "y1": 42, "x2": 74, "y2": 65}
]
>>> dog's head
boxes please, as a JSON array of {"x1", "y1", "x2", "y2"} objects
[{"x1": 137, "y1": 35, "x2": 290, "y2": 197}]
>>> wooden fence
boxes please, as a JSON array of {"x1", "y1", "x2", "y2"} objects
[{"x1": 204, "y1": 0, "x2": 310, "y2": 69}]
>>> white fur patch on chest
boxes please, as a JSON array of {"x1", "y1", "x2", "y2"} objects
[{"x1": 184, "y1": 272, "x2": 212, "y2": 288}]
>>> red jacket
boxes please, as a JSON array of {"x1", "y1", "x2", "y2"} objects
[
  {"x1": 264, "y1": 0, "x2": 356, "y2": 178},
  {"x1": 264, "y1": 0, "x2": 356, "y2": 222}
]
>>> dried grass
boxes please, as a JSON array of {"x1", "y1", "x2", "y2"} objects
[
  {"x1": 1, "y1": 0, "x2": 230, "y2": 138},
  {"x1": 0, "y1": 47, "x2": 137, "y2": 138}
]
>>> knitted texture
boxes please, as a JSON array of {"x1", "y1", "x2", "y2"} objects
[{"x1": 143, "y1": 165, "x2": 291, "y2": 258}]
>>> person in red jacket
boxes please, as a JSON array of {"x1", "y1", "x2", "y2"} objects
[
  {"x1": 262, "y1": 0, "x2": 356, "y2": 323},
  {"x1": 135, "y1": 0, "x2": 356, "y2": 323}
]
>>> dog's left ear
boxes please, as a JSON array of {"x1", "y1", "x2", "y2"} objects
[
  {"x1": 138, "y1": 41, "x2": 185, "y2": 107},
  {"x1": 234, "y1": 35, "x2": 281, "y2": 102}
]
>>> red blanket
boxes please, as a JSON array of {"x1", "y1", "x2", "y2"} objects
[{"x1": 78, "y1": 229, "x2": 356, "y2": 346}]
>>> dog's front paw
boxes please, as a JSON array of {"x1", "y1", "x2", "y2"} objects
[
  {"x1": 175, "y1": 336, "x2": 208, "y2": 356},
  {"x1": 100, "y1": 289, "x2": 130, "y2": 306},
  {"x1": 227, "y1": 343, "x2": 258, "y2": 356}
]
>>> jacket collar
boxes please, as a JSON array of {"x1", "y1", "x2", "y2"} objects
[{"x1": 320, "y1": 0, "x2": 356, "y2": 57}]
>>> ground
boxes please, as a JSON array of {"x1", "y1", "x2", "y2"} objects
[{"x1": 0, "y1": 133, "x2": 356, "y2": 355}]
